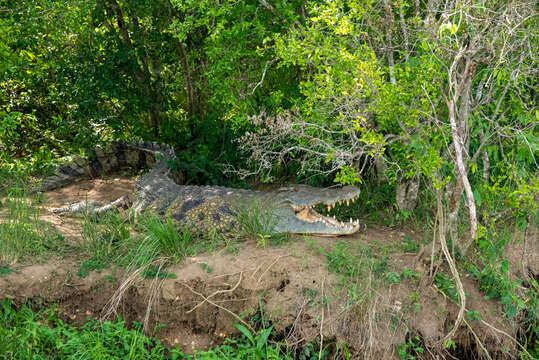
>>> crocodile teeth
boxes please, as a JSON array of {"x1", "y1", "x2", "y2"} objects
[
  {"x1": 327, "y1": 205, "x2": 330, "y2": 211},
  {"x1": 346, "y1": 200, "x2": 350, "y2": 206}
]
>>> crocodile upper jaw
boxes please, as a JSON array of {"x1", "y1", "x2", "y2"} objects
[{"x1": 275, "y1": 190, "x2": 361, "y2": 235}]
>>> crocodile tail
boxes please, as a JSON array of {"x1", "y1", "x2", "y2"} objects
[{"x1": 38, "y1": 141, "x2": 176, "y2": 192}]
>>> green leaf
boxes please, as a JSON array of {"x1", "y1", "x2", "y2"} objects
[
  {"x1": 256, "y1": 326, "x2": 273, "y2": 351},
  {"x1": 473, "y1": 189, "x2": 482, "y2": 207},
  {"x1": 499, "y1": 260, "x2": 509, "y2": 275},
  {"x1": 234, "y1": 324, "x2": 254, "y2": 345}
]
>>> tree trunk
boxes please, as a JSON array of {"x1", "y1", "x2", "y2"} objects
[
  {"x1": 396, "y1": 173, "x2": 420, "y2": 211},
  {"x1": 177, "y1": 40, "x2": 196, "y2": 119},
  {"x1": 374, "y1": 156, "x2": 388, "y2": 184},
  {"x1": 383, "y1": 0, "x2": 396, "y2": 85},
  {"x1": 446, "y1": 95, "x2": 477, "y2": 251},
  {"x1": 447, "y1": 176, "x2": 464, "y2": 245},
  {"x1": 107, "y1": 0, "x2": 164, "y2": 136}
]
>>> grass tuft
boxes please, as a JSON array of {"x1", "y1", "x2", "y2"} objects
[
  {"x1": 0, "y1": 186, "x2": 67, "y2": 265},
  {"x1": 235, "y1": 200, "x2": 289, "y2": 245},
  {"x1": 139, "y1": 215, "x2": 194, "y2": 261}
]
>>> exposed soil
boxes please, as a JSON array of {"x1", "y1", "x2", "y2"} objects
[
  {"x1": 42, "y1": 175, "x2": 136, "y2": 242},
  {"x1": 1, "y1": 176, "x2": 536, "y2": 359}
]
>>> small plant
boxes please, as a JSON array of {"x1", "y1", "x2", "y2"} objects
[
  {"x1": 298, "y1": 339, "x2": 330, "y2": 360},
  {"x1": 466, "y1": 310, "x2": 482, "y2": 322},
  {"x1": 325, "y1": 242, "x2": 367, "y2": 278},
  {"x1": 141, "y1": 266, "x2": 177, "y2": 279},
  {"x1": 0, "y1": 300, "x2": 168, "y2": 359},
  {"x1": 434, "y1": 272, "x2": 459, "y2": 303},
  {"x1": 385, "y1": 271, "x2": 401, "y2": 284},
  {"x1": 469, "y1": 259, "x2": 526, "y2": 319},
  {"x1": 402, "y1": 236, "x2": 420, "y2": 253},
  {"x1": 234, "y1": 200, "x2": 289, "y2": 245},
  {"x1": 233, "y1": 324, "x2": 281, "y2": 360},
  {"x1": 373, "y1": 256, "x2": 389, "y2": 275},
  {"x1": 397, "y1": 331, "x2": 425, "y2": 360},
  {"x1": 401, "y1": 268, "x2": 422, "y2": 281},
  {"x1": 408, "y1": 292, "x2": 421, "y2": 314},
  {"x1": 77, "y1": 257, "x2": 109, "y2": 278},
  {"x1": 199, "y1": 263, "x2": 213, "y2": 273},
  {"x1": 121, "y1": 214, "x2": 199, "y2": 271},
  {"x1": 301, "y1": 287, "x2": 319, "y2": 307},
  {"x1": 256, "y1": 233, "x2": 270, "y2": 249},
  {"x1": 0, "y1": 265, "x2": 12, "y2": 277}
]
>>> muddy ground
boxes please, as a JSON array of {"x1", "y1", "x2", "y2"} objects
[{"x1": 1, "y1": 175, "x2": 537, "y2": 359}]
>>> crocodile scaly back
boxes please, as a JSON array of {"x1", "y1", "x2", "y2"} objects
[{"x1": 37, "y1": 141, "x2": 176, "y2": 192}]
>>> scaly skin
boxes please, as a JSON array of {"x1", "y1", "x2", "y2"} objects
[{"x1": 44, "y1": 142, "x2": 361, "y2": 235}]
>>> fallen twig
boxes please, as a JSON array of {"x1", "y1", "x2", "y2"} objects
[
  {"x1": 180, "y1": 280, "x2": 254, "y2": 332},
  {"x1": 186, "y1": 272, "x2": 243, "y2": 313}
]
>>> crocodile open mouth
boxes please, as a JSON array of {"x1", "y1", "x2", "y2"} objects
[{"x1": 292, "y1": 192, "x2": 360, "y2": 232}]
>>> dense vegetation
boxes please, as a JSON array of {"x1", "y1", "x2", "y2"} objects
[
  {"x1": 0, "y1": 0, "x2": 537, "y2": 358},
  {"x1": 0, "y1": 300, "x2": 300, "y2": 359}
]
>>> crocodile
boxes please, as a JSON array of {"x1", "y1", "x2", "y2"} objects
[{"x1": 40, "y1": 141, "x2": 361, "y2": 235}]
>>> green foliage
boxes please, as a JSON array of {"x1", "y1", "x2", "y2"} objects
[
  {"x1": 81, "y1": 212, "x2": 130, "y2": 262},
  {"x1": 397, "y1": 331, "x2": 425, "y2": 360},
  {"x1": 0, "y1": 0, "x2": 303, "y2": 185},
  {"x1": 0, "y1": 186, "x2": 68, "y2": 264},
  {"x1": 235, "y1": 200, "x2": 289, "y2": 245},
  {"x1": 384, "y1": 267, "x2": 421, "y2": 285},
  {"x1": 469, "y1": 260, "x2": 527, "y2": 319},
  {"x1": 199, "y1": 263, "x2": 213, "y2": 274},
  {"x1": 75, "y1": 210, "x2": 226, "y2": 281},
  {"x1": 0, "y1": 301, "x2": 168, "y2": 359},
  {"x1": 466, "y1": 310, "x2": 481, "y2": 322},
  {"x1": 297, "y1": 341, "x2": 330, "y2": 360},
  {"x1": 434, "y1": 273, "x2": 459, "y2": 304},
  {"x1": 141, "y1": 266, "x2": 177, "y2": 280},
  {"x1": 0, "y1": 300, "x2": 295, "y2": 360},
  {"x1": 385, "y1": 272, "x2": 401, "y2": 285},
  {"x1": 139, "y1": 215, "x2": 195, "y2": 262},
  {"x1": 0, "y1": 265, "x2": 12, "y2": 277},
  {"x1": 325, "y1": 242, "x2": 364, "y2": 278},
  {"x1": 465, "y1": 222, "x2": 538, "y2": 354},
  {"x1": 400, "y1": 268, "x2": 422, "y2": 281},
  {"x1": 402, "y1": 237, "x2": 420, "y2": 253},
  {"x1": 238, "y1": 0, "x2": 384, "y2": 184},
  {"x1": 77, "y1": 257, "x2": 109, "y2": 278}
]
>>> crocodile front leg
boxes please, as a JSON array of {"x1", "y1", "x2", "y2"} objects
[{"x1": 51, "y1": 194, "x2": 133, "y2": 217}]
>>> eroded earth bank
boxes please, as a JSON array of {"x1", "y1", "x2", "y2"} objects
[{"x1": 1, "y1": 176, "x2": 537, "y2": 359}]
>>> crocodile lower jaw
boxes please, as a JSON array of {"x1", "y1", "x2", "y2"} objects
[{"x1": 294, "y1": 207, "x2": 360, "y2": 233}]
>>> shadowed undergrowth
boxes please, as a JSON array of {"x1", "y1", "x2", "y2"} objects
[{"x1": 0, "y1": 300, "x2": 297, "y2": 360}]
